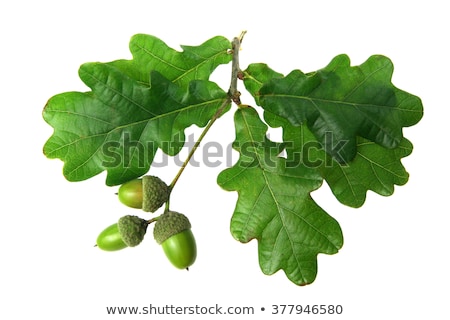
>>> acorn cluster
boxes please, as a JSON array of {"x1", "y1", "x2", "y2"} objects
[{"x1": 95, "y1": 175, "x2": 196, "y2": 270}]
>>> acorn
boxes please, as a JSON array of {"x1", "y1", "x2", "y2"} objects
[
  {"x1": 153, "y1": 211, "x2": 197, "y2": 269},
  {"x1": 96, "y1": 215, "x2": 148, "y2": 251},
  {"x1": 118, "y1": 175, "x2": 169, "y2": 212}
]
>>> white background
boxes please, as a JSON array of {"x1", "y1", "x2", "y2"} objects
[{"x1": 1, "y1": 0, "x2": 449, "y2": 319}]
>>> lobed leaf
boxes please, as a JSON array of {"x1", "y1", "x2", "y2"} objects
[
  {"x1": 245, "y1": 61, "x2": 419, "y2": 207},
  {"x1": 217, "y1": 107, "x2": 343, "y2": 285},
  {"x1": 43, "y1": 62, "x2": 230, "y2": 186}
]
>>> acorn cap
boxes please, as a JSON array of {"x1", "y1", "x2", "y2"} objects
[
  {"x1": 153, "y1": 211, "x2": 191, "y2": 245},
  {"x1": 117, "y1": 215, "x2": 148, "y2": 247},
  {"x1": 142, "y1": 175, "x2": 169, "y2": 212}
]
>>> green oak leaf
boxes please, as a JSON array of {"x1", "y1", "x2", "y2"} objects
[
  {"x1": 43, "y1": 62, "x2": 230, "y2": 186},
  {"x1": 108, "y1": 34, "x2": 232, "y2": 87},
  {"x1": 247, "y1": 55, "x2": 423, "y2": 163},
  {"x1": 265, "y1": 112, "x2": 413, "y2": 208},
  {"x1": 217, "y1": 107, "x2": 343, "y2": 285}
]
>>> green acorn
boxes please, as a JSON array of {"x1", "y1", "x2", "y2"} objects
[
  {"x1": 153, "y1": 211, "x2": 197, "y2": 269},
  {"x1": 96, "y1": 215, "x2": 148, "y2": 251},
  {"x1": 118, "y1": 175, "x2": 169, "y2": 212},
  {"x1": 117, "y1": 215, "x2": 148, "y2": 247}
]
